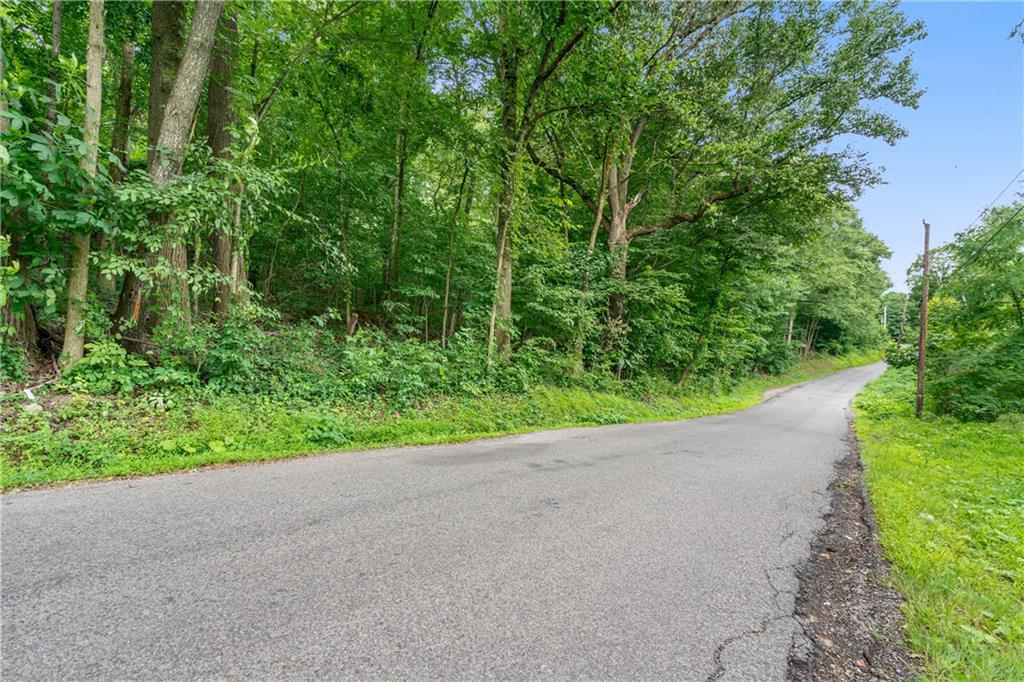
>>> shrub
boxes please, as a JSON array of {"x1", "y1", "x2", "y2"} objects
[
  {"x1": 928, "y1": 334, "x2": 1024, "y2": 422},
  {"x1": 884, "y1": 341, "x2": 916, "y2": 368},
  {"x1": 0, "y1": 342, "x2": 28, "y2": 382},
  {"x1": 62, "y1": 339, "x2": 197, "y2": 395},
  {"x1": 755, "y1": 342, "x2": 798, "y2": 376}
]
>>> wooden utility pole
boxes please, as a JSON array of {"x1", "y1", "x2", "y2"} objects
[{"x1": 915, "y1": 219, "x2": 930, "y2": 418}]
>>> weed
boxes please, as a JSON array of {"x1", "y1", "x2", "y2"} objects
[
  {"x1": 1, "y1": 352, "x2": 880, "y2": 490},
  {"x1": 856, "y1": 367, "x2": 1024, "y2": 680}
]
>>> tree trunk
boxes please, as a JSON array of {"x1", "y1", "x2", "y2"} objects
[
  {"x1": 488, "y1": 179, "x2": 515, "y2": 364},
  {"x1": 150, "y1": 1, "x2": 223, "y2": 184},
  {"x1": 606, "y1": 214, "x2": 629, "y2": 324},
  {"x1": 449, "y1": 303, "x2": 462, "y2": 342},
  {"x1": 385, "y1": 125, "x2": 407, "y2": 292},
  {"x1": 383, "y1": 1, "x2": 437, "y2": 296},
  {"x1": 147, "y1": 1, "x2": 187, "y2": 158},
  {"x1": 605, "y1": 157, "x2": 635, "y2": 327},
  {"x1": 441, "y1": 164, "x2": 470, "y2": 348},
  {"x1": 486, "y1": 11, "x2": 519, "y2": 367},
  {"x1": 337, "y1": 187, "x2": 352, "y2": 332},
  {"x1": 60, "y1": 0, "x2": 104, "y2": 367},
  {"x1": 441, "y1": 242, "x2": 452, "y2": 347},
  {"x1": 145, "y1": 0, "x2": 225, "y2": 333},
  {"x1": 95, "y1": 40, "x2": 135, "y2": 296},
  {"x1": 785, "y1": 308, "x2": 795, "y2": 345},
  {"x1": 46, "y1": 0, "x2": 63, "y2": 127},
  {"x1": 114, "y1": 0, "x2": 186, "y2": 334},
  {"x1": 207, "y1": 9, "x2": 238, "y2": 316},
  {"x1": 586, "y1": 152, "x2": 610, "y2": 260},
  {"x1": 423, "y1": 296, "x2": 430, "y2": 342},
  {"x1": 802, "y1": 317, "x2": 820, "y2": 355},
  {"x1": 571, "y1": 152, "x2": 610, "y2": 368},
  {"x1": 231, "y1": 249, "x2": 249, "y2": 306},
  {"x1": 601, "y1": 116, "x2": 646, "y2": 329},
  {"x1": 109, "y1": 41, "x2": 135, "y2": 183},
  {"x1": 2, "y1": 233, "x2": 39, "y2": 355}
]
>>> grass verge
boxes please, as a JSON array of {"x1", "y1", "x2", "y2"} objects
[
  {"x1": 1, "y1": 351, "x2": 879, "y2": 491},
  {"x1": 854, "y1": 367, "x2": 1024, "y2": 680}
]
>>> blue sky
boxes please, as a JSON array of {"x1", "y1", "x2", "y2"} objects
[{"x1": 853, "y1": 1, "x2": 1024, "y2": 291}]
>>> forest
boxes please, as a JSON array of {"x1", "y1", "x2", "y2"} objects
[{"x1": 2, "y1": 0, "x2": 915, "y2": 393}]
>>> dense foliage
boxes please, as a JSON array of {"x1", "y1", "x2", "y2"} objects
[
  {"x1": 894, "y1": 202, "x2": 1024, "y2": 421},
  {"x1": 855, "y1": 368, "x2": 1024, "y2": 680},
  {"x1": 925, "y1": 204, "x2": 1024, "y2": 420},
  {"x1": 2, "y1": 0, "x2": 917, "y2": 400},
  {"x1": 1, "y1": 350, "x2": 878, "y2": 489}
]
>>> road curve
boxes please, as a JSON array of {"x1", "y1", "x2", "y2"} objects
[{"x1": 1, "y1": 362, "x2": 885, "y2": 681}]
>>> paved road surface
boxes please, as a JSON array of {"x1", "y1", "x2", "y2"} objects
[{"x1": 1, "y1": 363, "x2": 884, "y2": 681}]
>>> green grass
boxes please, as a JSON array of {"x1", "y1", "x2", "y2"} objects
[
  {"x1": 854, "y1": 368, "x2": 1024, "y2": 681},
  {"x1": 1, "y1": 350, "x2": 880, "y2": 491}
]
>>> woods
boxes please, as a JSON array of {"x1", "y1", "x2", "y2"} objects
[{"x1": 1, "y1": 0, "x2": 920, "y2": 393}]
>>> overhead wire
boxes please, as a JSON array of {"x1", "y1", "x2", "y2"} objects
[
  {"x1": 962, "y1": 166, "x2": 1024, "y2": 233},
  {"x1": 952, "y1": 202, "x2": 1024, "y2": 275},
  {"x1": 920, "y1": 170, "x2": 1024, "y2": 290},
  {"x1": 974, "y1": 42, "x2": 1023, "y2": 133}
]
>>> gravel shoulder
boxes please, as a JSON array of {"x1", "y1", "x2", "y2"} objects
[{"x1": 788, "y1": 424, "x2": 920, "y2": 680}]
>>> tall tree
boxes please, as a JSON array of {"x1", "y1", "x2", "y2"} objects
[
  {"x1": 485, "y1": 1, "x2": 616, "y2": 364},
  {"x1": 207, "y1": 8, "x2": 239, "y2": 316},
  {"x1": 113, "y1": 0, "x2": 186, "y2": 331},
  {"x1": 108, "y1": 40, "x2": 135, "y2": 183},
  {"x1": 145, "y1": 0, "x2": 225, "y2": 331},
  {"x1": 45, "y1": 0, "x2": 63, "y2": 127},
  {"x1": 384, "y1": 0, "x2": 439, "y2": 295},
  {"x1": 59, "y1": 0, "x2": 104, "y2": 367}
]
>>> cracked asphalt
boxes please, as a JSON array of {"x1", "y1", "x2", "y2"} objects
[{"x1": 1, "y1": 362, "x2": 884, "y2": 681}]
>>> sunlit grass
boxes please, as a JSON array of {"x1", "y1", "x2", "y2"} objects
[{"x1": 855, "y1": 367, "x2": 1024, "y2": 680}]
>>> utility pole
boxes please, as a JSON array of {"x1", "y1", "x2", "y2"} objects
[{"x1": 915, "y1": 219, "x2": 930, "y2": 418}]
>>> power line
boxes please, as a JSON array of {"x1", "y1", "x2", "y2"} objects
[
  {"x1": 950, "y1": 202, "x2": 1024, "y2": 278},
  {"x1": 974, "y1": 42, "x2": 1023, "y2": 133},
  {"x1": 916, "y1": 169, "x2": 1024, "y2": 290},
  {"x1": 963, "y1": 166, "x2": 1024, "y2": 233},
  {"x1": 947, "y1": 44, "x2": 1023, "y2": 170}
]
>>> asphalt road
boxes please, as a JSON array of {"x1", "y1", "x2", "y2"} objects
[{"x1": 1, "y1": 362, "x2": 884, "y2": 681}]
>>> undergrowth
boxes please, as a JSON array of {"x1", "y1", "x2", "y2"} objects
[
  {"x1": 855, "y1": 367, "x2": 1024, "y2": 680},
  {"x1": 1, "y1": 351, "x2": 879, "y2": 490}
]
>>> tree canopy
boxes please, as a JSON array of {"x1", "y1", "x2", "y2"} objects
[{"x1": 2, "y1": 0, "x2": 922, "y2": 396}]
